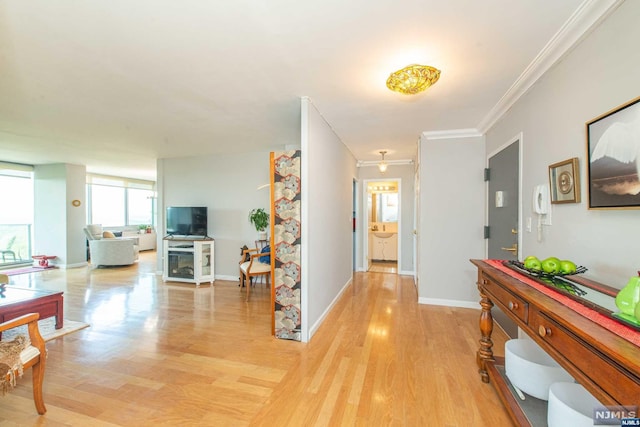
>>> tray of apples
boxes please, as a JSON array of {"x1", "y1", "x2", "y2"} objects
[{"x1": 508, "y1": 256, "x2": 587, "y2": 278}]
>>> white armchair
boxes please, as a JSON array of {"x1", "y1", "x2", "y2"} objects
[
  {"x1": 84, "y1": 225, "x2": 139, "y2": 267},
  {"x1": 88, "y1": 239, "x2": 139, "y2": 267}
]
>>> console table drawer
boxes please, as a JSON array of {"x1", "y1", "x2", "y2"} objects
[
  {"x1": 532, "y1": 310, "x2": 640, "y2": 406},
  {"x1": 482, "y1": 275, "x2": 528, "y2": 324}
]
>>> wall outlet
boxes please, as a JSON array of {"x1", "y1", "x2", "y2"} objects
[{"x1": 526, "y1": 217, "x2": 532, "y2": 232}]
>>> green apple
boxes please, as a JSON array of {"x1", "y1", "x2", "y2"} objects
[
  {"x1": 559, "y1": 260, "x2": 577, "y2": 274},
  {"x1": 523, "y1": 256, "x2": 542, "y2": 271},
  {"x1": 541, "y1": 257, "x2": 561, "y2": 274}
]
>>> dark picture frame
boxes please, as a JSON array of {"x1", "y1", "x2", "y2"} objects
[
  {"x1": 586, "y1": 96, "x2": 640, "y2": 209},
  {"x1": 549, "y1": 157, "x2": 580, "y2": 204}
]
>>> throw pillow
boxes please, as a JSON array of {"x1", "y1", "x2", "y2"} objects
[
  {"x1": 259, "y1": 245, "x2": 270, "y2": 264},
  {"x1": 103, "y1": 231, "x2": 116, "y2": 239}
]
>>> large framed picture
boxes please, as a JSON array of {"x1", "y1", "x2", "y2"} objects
[
  {"x1": 549, "y1": 157, "x2": 580, "y2": 204},
  {"x1": 586, "y1": 96, "x2": 640, "y2": 209}
]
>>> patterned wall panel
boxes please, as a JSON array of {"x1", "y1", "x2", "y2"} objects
[{"x1": 271, "y1": 150, "x2": 302, "y2": 341}]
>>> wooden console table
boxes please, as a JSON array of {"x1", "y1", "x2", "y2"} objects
[{"x1": 471, "y1": 259, "x2": 640, "y2": 425}]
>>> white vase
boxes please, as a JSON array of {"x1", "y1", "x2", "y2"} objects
[{"x1": 258, "y1": 231, "x2": 267, "y2": 241}]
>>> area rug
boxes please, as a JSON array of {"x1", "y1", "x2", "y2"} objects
[
  {"x1": 3, "y1": 266, "x2": 57, "y2": 276},
  {"x1": 1, "y1": 317, "x2": 89, "y2": 342}
]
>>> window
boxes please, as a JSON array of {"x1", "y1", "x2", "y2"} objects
[
  {"x1": 90, "y1": 185, "x2": 125, "y2": 226},
  {"x1": 87, "y1": 174, "x2": 155, "y2": 227},
  {"x1": 127, "y1": 188, "x2": 154, "y2": 225},
  {"x1": 0, "y1": 162, "x2": 34, "y2": 265}
]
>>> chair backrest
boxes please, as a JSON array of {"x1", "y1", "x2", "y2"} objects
[{"x1": 84, "y1": 224, "x2": 103, "y2": 240}]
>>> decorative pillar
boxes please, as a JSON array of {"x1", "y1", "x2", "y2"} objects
[{"x1": 271, "y1": 150, "x2": 302, "y2": 341}]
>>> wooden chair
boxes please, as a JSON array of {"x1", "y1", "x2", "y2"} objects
[
  {"x1": 0, "y1": 313, "x2": 47, "y2": 414},
  {"x1": 239, "y1": 247, "x2": 271, "y2": 301}
]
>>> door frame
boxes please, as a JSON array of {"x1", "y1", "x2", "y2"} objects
[
  {"x1": 352, "y1": 178, "x2": 358, "y2": 272},
  {"x1": 485, "y1": 132, "x2": 524, "y2": 259},
  {"x1": 362, "y1": 177, "x2": 402, "y2": 272}
]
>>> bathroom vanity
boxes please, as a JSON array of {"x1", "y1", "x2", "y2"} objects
[{"x1": 369, "y1": 231, "x2": 397, "y2": 261}]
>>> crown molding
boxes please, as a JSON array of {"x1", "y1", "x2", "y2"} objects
[
  {"x1": 357, "y1": 159, "x2": 414, "y2": 168},
  {"x1": 476, "y1": 0, "x2": 625, "y2": 134},
  {"x1": 422, "y1": 128, "x2": 482, "y2": 140}
]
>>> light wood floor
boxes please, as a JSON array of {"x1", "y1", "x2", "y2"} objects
[
  {"x1": 368, "y1": 261, "x2": 397, "y2": 274},
  {"x1": 0, "y1": 252, "x2": 511, "y2": 426}
]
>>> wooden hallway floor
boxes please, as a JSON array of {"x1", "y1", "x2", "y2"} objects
[{"x1": 0, "y1": 252, "x2": 510, "y2": 426}]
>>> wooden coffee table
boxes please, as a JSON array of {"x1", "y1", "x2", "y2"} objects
[{"x1": 0, "y1": 286, "x2": 64, "y2": 337}]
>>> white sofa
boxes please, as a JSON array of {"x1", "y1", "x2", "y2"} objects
[{"x1": 122, "y1": 230, "x2": 157, "y2": 251}]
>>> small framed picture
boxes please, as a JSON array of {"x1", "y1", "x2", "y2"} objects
[{"x1": 549, "y1": 157, "x2": 580, "y2": 204}]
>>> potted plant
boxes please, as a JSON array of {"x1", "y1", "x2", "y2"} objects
[
  {"x1": 138, "y1": 225, "x2": 147, "y2": 235},
  {"x1": 249, "y1": 208, "x2": 269, "y2": 240}
]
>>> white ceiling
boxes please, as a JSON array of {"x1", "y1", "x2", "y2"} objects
[{"x1": 0, "y1": 0, "x2": 606, "y2": 180}]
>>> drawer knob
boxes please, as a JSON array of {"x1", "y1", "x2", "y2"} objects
[
  {"x1": 538, "y1": 325, "x2": 552, "y2": 337},
  {"x1": 508, "y1": 301, "x2": 519, "y2": 310}
]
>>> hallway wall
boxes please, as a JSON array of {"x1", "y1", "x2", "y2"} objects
[{"x1": 485, "y1": 0, "x2": 640, "y2": 286}]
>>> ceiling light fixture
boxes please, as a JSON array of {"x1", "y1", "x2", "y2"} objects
[
  {"x1": 378, "y1": 151, "x2": 388, "y2": 174},
  {"x1": 386, "y1": 64, "x2": 441, "y2": 95}
]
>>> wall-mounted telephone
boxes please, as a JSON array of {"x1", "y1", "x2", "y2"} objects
[
  {"x1": 533, "y1": 185, "x2": 549, "y2": 214},
  {"x1": 533, "y1": 184, "x2": 551, "y2": 242}
]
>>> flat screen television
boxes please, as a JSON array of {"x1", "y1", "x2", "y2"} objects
[{"x1": 166, "y1": 206, "x2": 208, "y2": 237}]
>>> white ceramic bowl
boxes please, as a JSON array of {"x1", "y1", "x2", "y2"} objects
[
  {"x1": 548, "y1": 382, "x2": 600, "y2": 427},
  {"x1": 505, "y1": 339, "x2": 574, "y2": 400}
]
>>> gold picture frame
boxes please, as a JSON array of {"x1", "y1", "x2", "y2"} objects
[{"x1": 549, "y1": 157, "x2": 580, "y2": 204}]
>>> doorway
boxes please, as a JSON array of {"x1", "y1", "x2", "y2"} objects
[
  {"x1": 365, "y1": 179, "x2": 400, "y2": 273},
  {"x1": 486, "y1": 134, "x2": 522, "y2": 338}
]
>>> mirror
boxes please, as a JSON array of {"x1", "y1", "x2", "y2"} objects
[{"x1": 368, "y1": 181, "x2": 398, "y2": 224}]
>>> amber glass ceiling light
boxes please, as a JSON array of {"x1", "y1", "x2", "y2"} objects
[{"x1": 386, "y1": 64, "x2": 441, "y2": 95}]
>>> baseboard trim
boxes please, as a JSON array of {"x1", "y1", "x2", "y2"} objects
[
  {"x1": 57, "y1": 262, "x2": 88, "y2": 269},
  {"x1": 418, "y1": 297, "x2": 478, "y2": 309},
  {"x1": 399, "y1": 270, "x2": 415, "y2": 276},
  {"x1": 215, "y1": 274, "x2": 239, "y2": 282},
  {"x1": 308, "y1": 276, "x2": 352, "y2": 340}
]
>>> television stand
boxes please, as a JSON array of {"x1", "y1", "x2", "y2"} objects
[{"x1": 162, "y1": 237, "x2": 215, "y2": 286}]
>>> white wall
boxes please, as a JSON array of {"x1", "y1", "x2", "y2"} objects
[
  {"x1": 158, "y1": 151, "x2": 272, "y2": 279},
  {"x1": 302, "y1": 97, "x2": 358, "y2": 341},
  {"x1": 34, "y1": 163, "x2": 87, "y2": 267},
  {"x1": 418, "y1": 135, "x2": 486, "y2": 306},
  {"x1": 485, "y1": 0, "x2": 640, "y2": 288},
  {"x1": 357, "y1": 163, "x2": 415, "y2": 274}
]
